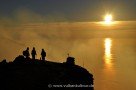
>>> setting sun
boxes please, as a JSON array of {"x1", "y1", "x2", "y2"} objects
[
  {"x1": 104, "y1": 14, "x2": 113, "y2": 24},
  {"x1": 98, "y1": 13, "x2": 116, "y2": 26}
]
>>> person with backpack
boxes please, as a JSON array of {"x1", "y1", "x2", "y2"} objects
[{"x1": 23, "y1": 47, "x2": 30, "y2": 59}]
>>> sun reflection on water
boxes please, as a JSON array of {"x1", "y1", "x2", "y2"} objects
[{"x1": 104, "y1": 38, "x2": 112, "y2": 68}]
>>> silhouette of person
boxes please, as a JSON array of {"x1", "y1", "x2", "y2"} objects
[
  {"x1": 31, "y1": 47, "x2": 37, "y2": 60},
  {"x1": 41, "y1": 49, "x2": 46, "y2": 60},
  {"x1": 23, "y1": 47, "x2": 30, "y2": 59}
]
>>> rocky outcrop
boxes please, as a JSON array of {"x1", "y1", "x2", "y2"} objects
[{"x1": 0, "y1": 55, "x2": 94, "y2": 90}]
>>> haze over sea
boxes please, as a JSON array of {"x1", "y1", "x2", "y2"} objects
[{"x1": 0, "y1": 21, "x2": 136, "y2": 90}]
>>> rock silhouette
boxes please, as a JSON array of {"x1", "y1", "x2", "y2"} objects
[{"x1": 0, "y1": 55, "x2": 94, "y2": 90}]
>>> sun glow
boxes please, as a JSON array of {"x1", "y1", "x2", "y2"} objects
[
  {"x1": 104, "y1": 14, "x2": 113, "y2": 25},
  {"x1": 98, "y1": 13, "x2": 117, "y2": 26}
]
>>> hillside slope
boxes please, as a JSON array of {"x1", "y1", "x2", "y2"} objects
[{"x1": 0, "y1": 55, "x2": 94, "y2": 90}]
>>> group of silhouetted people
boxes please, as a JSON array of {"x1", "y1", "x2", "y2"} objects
[{"x1": 23, "y1": 47, "x2": 46, "y2": 61}]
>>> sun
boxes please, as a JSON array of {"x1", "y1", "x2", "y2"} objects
[
  {"x1": 99, "y1": 13, "x2": 117, "y2": 26},
  {"x1": 104, "y1": 14, "x2": 113, "y2": 24}
]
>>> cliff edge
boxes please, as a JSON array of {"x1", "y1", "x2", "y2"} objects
[{"x1": 0, "y1": 55, "x2": 94, "y2": 90}]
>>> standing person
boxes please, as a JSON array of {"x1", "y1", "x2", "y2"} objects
[
  {"x1": 31, "y1": 47, "x2": 37, "y2": 60},
  {"x1": 23, "y1": 47, "x2": 30, "y2": 59},
  {"x1": 41, "y1": 49, "x2": 46, "y2": 61}
]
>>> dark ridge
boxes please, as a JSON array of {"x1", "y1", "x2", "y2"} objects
[{"x1": 0, "y1": 55, "x2": 94, "y2": 90}]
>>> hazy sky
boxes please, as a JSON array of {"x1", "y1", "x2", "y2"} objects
[
  {"x1": 0, "y1": 0, "x2": 136, "y2": 61},
  {"x1": 0, "y1": 0, "x2": 136, "y2": 21}
]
